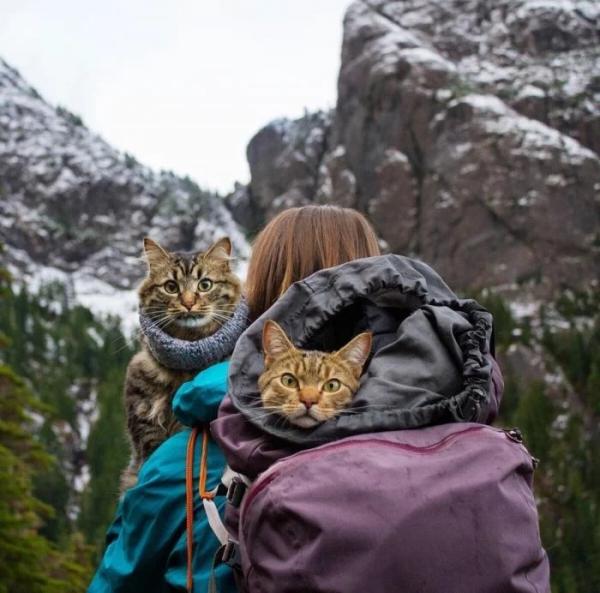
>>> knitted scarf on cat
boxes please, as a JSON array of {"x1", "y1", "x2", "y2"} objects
[{"x1": 139, "y1": 299, "x2": 249, "y2": 371}]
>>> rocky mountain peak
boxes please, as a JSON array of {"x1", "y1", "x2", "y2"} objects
[
  {"x1": 0, "y1": 58, "x2": 248, "y2": 323},
  {"x1": 229, "y1": 0, "x2": 600, "y2": 297}
]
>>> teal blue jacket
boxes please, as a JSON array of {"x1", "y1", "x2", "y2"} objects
[{"x1": 88, "y1": 361, "x2": 236, "y2": 593}]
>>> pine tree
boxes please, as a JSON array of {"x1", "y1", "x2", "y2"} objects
[
  {"x1": 492, "y1": 290, "x2": 600, "y2": 593},
  {"x1": 0, "y1": 260, "x2": 93, "y2": 592}
]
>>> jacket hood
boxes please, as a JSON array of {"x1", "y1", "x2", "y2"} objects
[
  {"x1": 225, "y1": 255, "x2": 494, "y2": 447},
  {"x1": 173, "y1": 361, "x2": 230, "y2": 426}
]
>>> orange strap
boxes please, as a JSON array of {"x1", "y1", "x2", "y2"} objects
[
  {"x1": 199, "y1": 426, "x2": 215, "y2": 500},
  {"x1": 185, "y1": 426, "x2": 215, "y2": 593},
  {"x1": 186, "y1": 427, "x2": 199, "y2": 593}
]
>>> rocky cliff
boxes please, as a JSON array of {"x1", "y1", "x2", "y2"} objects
[
  {"x1": 228, "y1": 0, "x2": 600, "y2": 295},
  {"x1": 0, "y1": 59, "x2": 248, "y2": 324}
]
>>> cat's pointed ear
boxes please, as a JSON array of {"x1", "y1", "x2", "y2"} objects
[
  {"x1": 204, "y1": 237, "x2": 232, "y2": 261},
  {"x1": 263, "y1": 320, "x2": 296, "y2": 364},
  {"x1": 143, "y1": 237, "x2": 171, "y2": 269},
  {"x1": 336, "y1": 332, "x2": 372, "y2": 375}
]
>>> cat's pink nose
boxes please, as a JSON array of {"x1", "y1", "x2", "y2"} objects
[
  {"x1": 299, "y1": 389, "x2": 319, "y2": 409},
  {"x1": 181, "y1": 291, "x2": 196, "y2": 310}
]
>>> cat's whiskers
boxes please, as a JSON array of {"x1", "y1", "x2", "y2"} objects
[
  {"x1": 249, "y1": 406, "x2": 292, "y2": 422},
  {"x1": 208, "y1": 310, "x2": 233, "y2": 319},
  {"x1": 210, "y1": 314, "x2": 235, "y2": 325},
  {"x1": 144, "y1": 309, "x2": 171, "y2": 318},
  {"x1": 109, "y1": 331, "x2": 141, "y2": 356},
  {"x1": 198, "y1": 306, "x2": 237, "y2": 316},
  {"x1": 212, "y1": 308, "x2": 238, "y2": 316},
  {"x1": 255, "y1": 406, "x2": 293, "y2": 429},
  {"x1": 149, "y1": 315, "x2": 177, "y2": 332},
  {"x1": 249, "y1": 410, "x2": 285, "y2": 422},
  {"x1": 142, "y1": 304, "x2": 171, "y2": 312},
  {"x1": 146, "y1": 312, "x2": 176, "y2": 328}
]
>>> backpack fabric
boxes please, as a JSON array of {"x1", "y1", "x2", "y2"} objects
[
  {"x1": 210, "y1": 255, "x2": 550, "y2": 592},
  {"x1": 220, "y1": 255, "x2": 498, "y2": 448},
  {"x1": 236, "y1": 423, "x2": 549, "y2": 593}
]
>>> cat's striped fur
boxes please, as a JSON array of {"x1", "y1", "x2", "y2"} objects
[{"x1": 121, "y1": 237, "x2": 241, "y2": 491}]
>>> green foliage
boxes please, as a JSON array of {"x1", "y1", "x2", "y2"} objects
[
  {"x1": 492, "y1": 289, "x2": 600, "y2": 593},
  {"x1": 543, "y1": 293, "x2": 600, "y2": 415},
  {"x1": 472, "y1": 290, "x2": 517, "y2": 350},
  {"x1": 78, "y1": 367, "x2": 130, "y2": 557},
  {"x1": 123, "y1": 152, "x2": 139, "y2": 168},
  {"x1": 555, "y1": 289, "x2": 600, "y2": 319},
  {"x1": 56, "y1": 105, "x2": 84, "y2": 127},
  {"x1": 0, "y1": 262, "x2": 135, "y2": 586},
  {"x1": 0, "y1": 271, "x2": 94, "y2": 591},
  {"x1": 512, "y1": 381, "x2": 556, "y2": 455}
]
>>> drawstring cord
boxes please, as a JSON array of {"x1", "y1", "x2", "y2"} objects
[
  {"x1": 186, "y1": 427, "x2": 199, "y2": 593},
  {"x1": 186, "y1": 426, "x2": 215, "y2": 593}
]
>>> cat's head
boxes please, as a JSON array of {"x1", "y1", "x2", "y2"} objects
[
  {"x1": 138, "y1": 237, "x2": 241, "y2": 340},
  {"x1": 258, "y1": 320, "x2": 372, "y2": 428}
]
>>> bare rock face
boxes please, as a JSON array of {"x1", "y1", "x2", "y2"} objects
[
  {"x1": 0, "y1": 59, "x2": 249, "y2": 296},
  {"x1": 231, "y1": 0, "x2": 600, "y2": 294},
  {"x1": 227, "y1": 112, "x2": 333, "y2": 234},
  {"x1": 421, "y1": 94, "x2": 599, "y2": 290}
]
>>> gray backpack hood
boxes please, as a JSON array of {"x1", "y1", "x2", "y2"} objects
[{"x1": 227, "y1": 255, "x2": 494, "y2": 446}]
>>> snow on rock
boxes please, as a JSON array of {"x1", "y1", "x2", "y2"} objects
[
  {"x1": 456, "y1": 93, "x2": 597, "y2": 165},
  {"x1": 0, "y1": 58, "x2": 250, "y2": 318},
  {"x1": 227, "y1": 0, "x2": 600, "y2": 297}
]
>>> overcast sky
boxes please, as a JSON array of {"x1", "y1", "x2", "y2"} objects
[{"x1": 1, "y1": 0, "x2": 351, "y2": 193}]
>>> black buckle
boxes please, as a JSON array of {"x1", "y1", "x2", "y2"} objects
[
  {"x1": 227, "y1": 477, "x2": 247, "y2": 508},
  {"x1": 214, "y1": 482, "x2": 228, "y2": 497},
  {"x1": 219, "y1": 541, "x2": 241, "y2": 568}
]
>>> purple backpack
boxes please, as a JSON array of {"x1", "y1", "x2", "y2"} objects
[
  {"x1": 211, "y1": 256, "x2": 551, "y2": 592},
  {"x1": 224, "y1": 423, "x2": 549, "y2": 593}
]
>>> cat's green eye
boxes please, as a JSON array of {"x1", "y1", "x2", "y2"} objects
[
  {"x1": 281, "y1": 373, "x2": 298, "y2": 388},
  {"x1": 323, "y1": 379, "x2": 341, "y2": 393},
  {"x1": 164, "y1": 280, "x2": 179, "y2": 294},
  {"x1": 198, "y1": 278, "x2": 213, "y2": 292}
]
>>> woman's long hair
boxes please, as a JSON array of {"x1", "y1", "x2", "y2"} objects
[{"x1": 245, "y1": 205, "x2": 380, "y2": 321}]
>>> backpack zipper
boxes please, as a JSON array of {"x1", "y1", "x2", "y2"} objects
[{"x1": 241, "y1": 424, "x2": 512, "y2": 519}]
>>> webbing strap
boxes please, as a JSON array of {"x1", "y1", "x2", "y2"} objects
[
  {"x1": 203, "y1": 498, "x2": 228, "y2": 545},
  {"x1": 199, "y1": 426, "x2": 214, "y2": 500}
]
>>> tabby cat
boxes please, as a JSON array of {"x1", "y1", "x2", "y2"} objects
[
  {"x1": 259, "y1": 320, "x2": 372, "y2": 428},
  {"x1": 121, "y1": 236, "x2": 241, "y2": 490}
]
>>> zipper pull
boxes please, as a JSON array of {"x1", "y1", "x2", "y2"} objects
[
  {"x1": 505, "y1": 427, "x2": 523, "y2": 443},
  {"x1": 504, "y1": 428, "x2": 539, "y2": 469}
]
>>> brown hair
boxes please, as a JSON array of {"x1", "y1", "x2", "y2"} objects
[{"x1": 245, "y1": 205, "x2": 380, "y2": 320}]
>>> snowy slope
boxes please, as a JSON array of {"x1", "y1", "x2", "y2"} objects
[{"x1": 0, "y1": 58, "x2": 249, "y2": 329}]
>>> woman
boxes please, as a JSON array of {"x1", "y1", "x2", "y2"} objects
[{"x1": 87, "y1": 206, "x2": 383, "y2": 593}]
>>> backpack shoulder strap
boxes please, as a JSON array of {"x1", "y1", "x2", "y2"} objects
[{"x1": 186, "y1": 426, "x2": 252, "y2": 593}]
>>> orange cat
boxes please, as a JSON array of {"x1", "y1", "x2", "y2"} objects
[{"x1": 258, "y1": 320, "x2": 372, "y2": 428}]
